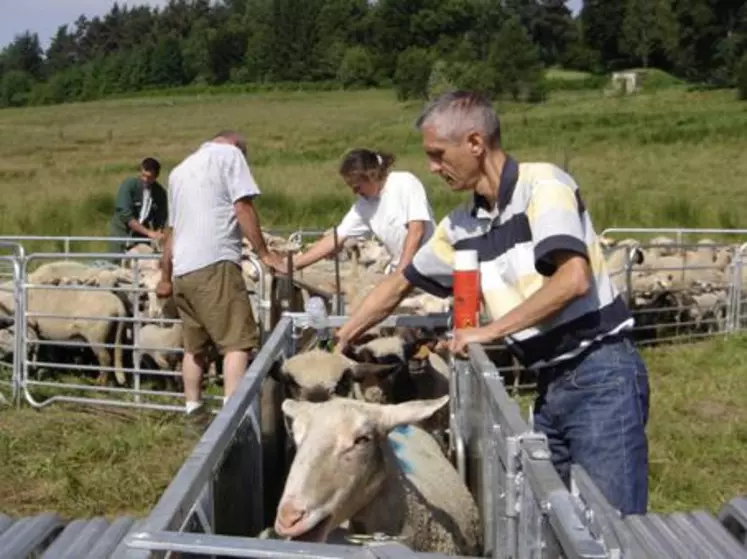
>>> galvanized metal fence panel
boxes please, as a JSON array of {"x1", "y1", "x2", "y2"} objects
[
  {"x1": 0, "y1": 235, "x2": 158, "y2": 256},
  {"x1": 13, "y1": 249, "x2": 265, "y2": 412},
  {"x1": 0, "y1": 242, "x2": 25, "y2": 407},
  {"x1": 112, "y1": 313, "x2": 607, "y2": 559}
]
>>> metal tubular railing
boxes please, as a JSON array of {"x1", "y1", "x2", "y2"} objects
[{"x1": 112, "y1": 313, "x2": 611, "y2": 559}]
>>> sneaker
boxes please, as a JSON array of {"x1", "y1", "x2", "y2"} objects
[{"x1": 183, "y1": 405, "x2": 213, "y2": 438}]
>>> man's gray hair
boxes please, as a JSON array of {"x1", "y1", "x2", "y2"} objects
[
  {"x1": 415, "y1": 90, "x2": 501, "y2": 146},
  {"x1": 214, "y1": 129, "x2": 248, "y2": 155}
]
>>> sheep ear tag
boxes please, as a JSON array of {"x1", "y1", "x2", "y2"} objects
[
  {"x1": 413, "y1": 345, "x2": 431, "y2": 360},
  {"x1": 316, "y1": 338, "x2": 335, "y2": 352}
]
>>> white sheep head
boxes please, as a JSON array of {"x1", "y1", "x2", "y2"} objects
[
  {"x1": 270, "y1": 349, "x2": 401, "y2": 403},
  {"x1": 274, "y1": 395, "x2": 449, "y2": 542}
]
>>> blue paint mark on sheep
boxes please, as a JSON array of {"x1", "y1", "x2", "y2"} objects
[{"x1": 388, "y1": 425, "x2": 414, "y2": 474}]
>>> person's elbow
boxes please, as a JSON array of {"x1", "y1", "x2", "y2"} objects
[
  {"x1": 387, "y1": 269, "x2": 414, "y2": 300},
  {"x1": 233, "y1": 196, "x2": 256, "y2": 215},
  {"x1": 559, "y1": 253, "x2": 592, "y2": 298},
  {"x1": 407, "y1": 220, "x2": 427, "y2": 238}
]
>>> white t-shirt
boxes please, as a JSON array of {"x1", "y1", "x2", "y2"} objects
[
  {"x1": 168, "y1": 141, "x2": 261, "y2": 277},
  {"x1": 336, "y1": 171, "x2": 435, "y2": 268}
]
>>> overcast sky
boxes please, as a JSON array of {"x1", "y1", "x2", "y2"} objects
[{"x1": 1, "y1": 0, "x2": 584, "y2": 51}]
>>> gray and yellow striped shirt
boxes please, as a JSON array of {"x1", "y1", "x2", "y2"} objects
[{"x1": 403, "y1": 156, "x2": 634, "y2": 369}]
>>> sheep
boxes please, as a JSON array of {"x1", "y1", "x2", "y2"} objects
[
  {"x1": 599, "y1": 235, "x2": 743, "y2": 343},
  {"x1": 647, "y1": 235, "x2": 677, "y2": 257},
  {"x1": 273, "y1": 395, "x2": 482, "y2": 555},
  {"x1": 135, "y1": 323, "x2": 184, "y2": 391},
  {"x1": 0, "y1": 283, "x2": 127, "y2": 386},
  {"x1": 138, "y1": 268, "x2": 180, "y2": 320},
  {"x1": 27, "y1": 261, "x2": 134, "y2": 288},
  {"x1": 0, "y1": 319, "x2": 32, "y2": 366},
  {"x1": 124, "y1": 244, "x2": 160, "y2": 272},
  {"x1": 0, "y1": 321, "x2": 98, "y2": 381},
  {"x1": 340, "y1": 335, "x2": 439, "y2": 404},
  {"x1": 353, "y1": 238, "x2": 392, "y2": 273},
  {"x1": 270, "y1": 348, "x2": 401, "y2": 403},
  {"x1": 397, "y1": 292, "x2": 451, "y2": 315},
  {"x1": 349, "y1": 343, "x2": 455, "y2": 457},
  {"x1": 636, "y1": 251, "x2": 730, "y2": 291},
  {"x1": 275, "y1": 334, "x2": 452, "y2": 456},
  {"x1": 242, "y1": 231, "x2": 301, "y2": 256}
]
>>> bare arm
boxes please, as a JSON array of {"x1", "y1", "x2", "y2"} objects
[
  {"x1": 293, "y1": 233, "x2": 344, "y2": 270},
  {"x1": 235, "y1": 196, "x2": 286, "y2": 272},
  {"x1": 394, "y1": 221, "x2": 427, "y2": 274},
  {"x1": 156, "y1": 228, "x2": 174, "y2": 296},
  {"x1": 127, "y1": 218, "x2": 159, "y2": 239},
  {"x1": 235, "y1": 197, "x2": 269, "y2": 258},
  {"x1": 450, "y1": 252, "x2": 591, "y2": 352},
  {"x1": 335, "y1": 271, "x2": 414, "y2": 348}
]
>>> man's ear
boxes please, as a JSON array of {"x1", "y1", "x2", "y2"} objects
[{"x1": 466, "y1": 131, "x2": 486, "y2": 157}]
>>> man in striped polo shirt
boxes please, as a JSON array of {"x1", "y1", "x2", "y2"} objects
[{"x1": 335, "y1": 90, "x2": 650, "y2": 516}]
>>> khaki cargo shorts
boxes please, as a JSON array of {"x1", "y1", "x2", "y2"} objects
[{"x1": 172, "y1": 260, "x2": 259, "y2": 356}]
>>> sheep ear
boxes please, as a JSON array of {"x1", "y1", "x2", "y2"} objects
[
  {"x1": 281, "y1": 398, "x2": 311, "y2": 419},
  {"x1": 340, "y1": 344, "x2": 362, "y2": 362},
  {"x1": 375, "y1": 396, "x2": 449, "y2": 432},
  {"x1": 350, "y1": 362, "x2": 400, "y2": 381}
]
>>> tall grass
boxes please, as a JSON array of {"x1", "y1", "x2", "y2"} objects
[{"x1": 2, "y1": 86, "x2": 747, "y2": 244}]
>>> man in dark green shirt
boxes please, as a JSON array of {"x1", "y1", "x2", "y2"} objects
[{"x1": 109, "y1": 157, "x2": 169, "y2": 254}]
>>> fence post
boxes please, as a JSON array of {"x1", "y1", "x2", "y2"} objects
[
  {"x1": 131, "y1": 259, "x2": 142, "y2": 404},
  {"x1": 624, "y1": 244, "x2": 639, "y2": 309},
  {"x1": 11, "y1": 253, "x2": 23, "y2": 407}
]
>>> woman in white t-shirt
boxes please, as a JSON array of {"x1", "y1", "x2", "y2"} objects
[{"x1": 293, "y1": 148, "x2": 436, "y2": 274}]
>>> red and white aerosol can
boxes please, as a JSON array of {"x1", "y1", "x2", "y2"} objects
[{"x1": 453, "y1": 249, "x2": 480, "y2": 329}]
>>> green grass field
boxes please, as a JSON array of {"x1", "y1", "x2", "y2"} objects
[{"x1": 0, "y1": 83, "x2": 746, "y2": 520}]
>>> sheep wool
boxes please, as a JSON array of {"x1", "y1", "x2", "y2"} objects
[
  {"x1": 280, "y1": 349, "x2": 356, "y2": 390},
  {"x1": 358, "y1": 423, "x2": 483, "y2": 556}
]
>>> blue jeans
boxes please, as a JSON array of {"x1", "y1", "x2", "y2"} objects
[{"x1": 533, "y1": 335, "x2": 650, "y2": 516}]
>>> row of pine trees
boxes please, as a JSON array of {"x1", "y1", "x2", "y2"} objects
[{"x1": 1, "y1": 0, "x2": 746, "y2": 108}]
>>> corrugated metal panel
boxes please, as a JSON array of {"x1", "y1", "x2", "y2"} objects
[
  {"x1": 719, "y1": 496, "x2": 747, "y2": 547},
  {"x1": 624, "y1": 510, "x2": 747, "y2": 558},
  {"x1": 82, "y1": 516, "x2": 140, "y2": 559},
  {"x1": 0, "y1": 513, "x2": 13, "y2": 536},
  {"x1": 0, "y1": 513, "x2": 142, "y2": 559},
  {"x1": 0, "y1": 512, "x2": 64, "y2": 558}
]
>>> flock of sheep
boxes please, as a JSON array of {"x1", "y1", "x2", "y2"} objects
[
  {"x1": 0, "y1": 230, "x2": 449, "y2": 392},
  {"x1": 0, "y1": 229, "x2": 740, "y2": 394},
  {"x1": 258, "y1": 327, "x2": 481, "y2": 555},
  {"x1": 601, "y1": 234, "x2": 745, "y2": 344}
]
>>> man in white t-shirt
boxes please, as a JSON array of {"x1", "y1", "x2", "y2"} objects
[
  {"x1": 156, "y1": 131, "x2": 285, "y2": 422},
  {"x1": 294, "y1": 149, "x2": 435, "y2": 274}
]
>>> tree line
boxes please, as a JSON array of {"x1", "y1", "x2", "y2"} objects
[{"x1": 1, "y1": 0, "x2": 746, "y2": 108}]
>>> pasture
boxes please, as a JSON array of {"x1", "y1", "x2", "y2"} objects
[{"x1": 0, "y1": 83, "x2": 746, "y2": 521}]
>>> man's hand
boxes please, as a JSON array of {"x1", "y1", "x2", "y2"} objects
[
  {"x1": 155, "y1": 279, "x2": 173, "y2": 299},
  {"x1": 260, "y1": 250, "x2": 288, "y2": 274},
  {"x1": 448, "y1": 325, "x2": 499, "y2": 357}
]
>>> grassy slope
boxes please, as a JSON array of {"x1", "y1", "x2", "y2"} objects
[
  {"x1": 0, "y1": 84, "x2": 746, "y2": 518},
  {"x1": 2, "y1": 85, "x2": 747, "y2": 248}
]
